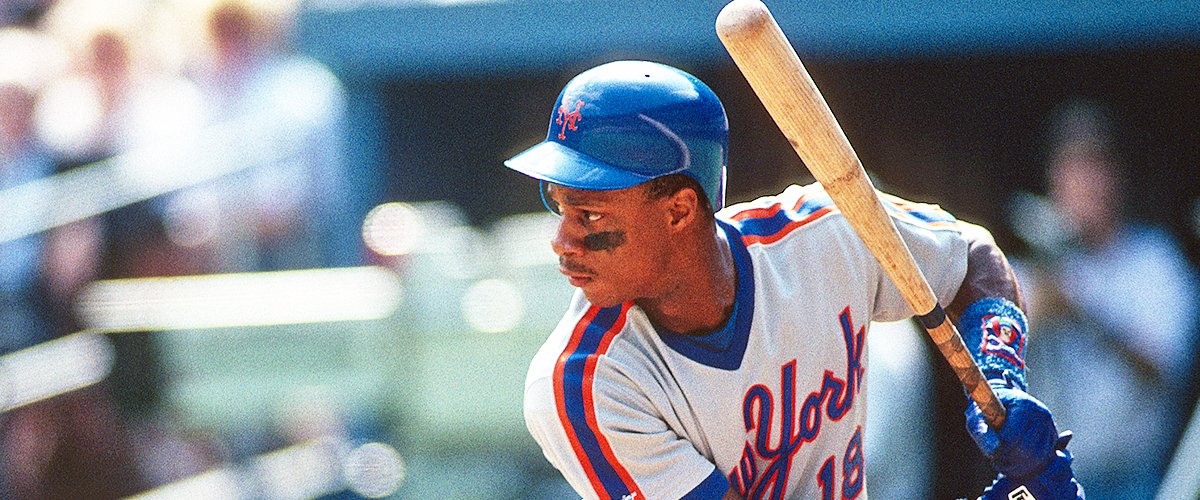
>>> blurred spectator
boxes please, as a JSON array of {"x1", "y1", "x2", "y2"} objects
[
  {"x1": 0, "y1": 26, "x2": 61, "y2": 355},
  {"x1": 0, "y1": 27, "x2": 57, "y2": 495},
  {"x1": 179, "y1": 0, "x2": 354, "y2": 271},
  {"x1": 35, "y1": 0, "x2": 204, "y2": 170},
  {"x1": 27, "y1": 2, "x2": 211, "y2": 490},
  {"x1": 34, "y1": 0, "x2": 210, "y2": 279},
  {"x1": 0, "y1": 21, "x2": 150, "y2": 499},
  {"x1": 1012, "y1": 98, "x2": 1200, "y2": 499}
]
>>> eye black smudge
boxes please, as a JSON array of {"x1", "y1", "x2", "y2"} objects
[{"x1": 583, "y1": 231, "x2": 626, "y2": 252}]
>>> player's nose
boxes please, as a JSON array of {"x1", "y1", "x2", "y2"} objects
[{"x1": 550, "y1": 219, "x2": 586, "y2": 257}]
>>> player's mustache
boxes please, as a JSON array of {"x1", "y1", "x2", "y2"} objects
[{"x1": 559, "y1": 258, "x2": 596, "y2": 276}]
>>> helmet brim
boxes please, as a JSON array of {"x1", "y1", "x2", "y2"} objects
[{"x1": 504, "y1": 140, "x2": 654, "y2": 191}]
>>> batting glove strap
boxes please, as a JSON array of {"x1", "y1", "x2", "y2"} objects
[
  {"x1": 959, "y1": 297, "x2": 1029, "y2": 391},
  {"x1": 978, "y1": 433, "x2": 1085, "y2": 500}
]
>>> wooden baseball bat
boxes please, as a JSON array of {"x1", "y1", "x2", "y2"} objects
[{"x1": 716, "y1": 0, "x2": 1007, "y2": 429}]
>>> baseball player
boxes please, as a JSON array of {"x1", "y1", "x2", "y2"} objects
[{"x1": 507, "y1": 60, "x2": 1083, "y2": 500}]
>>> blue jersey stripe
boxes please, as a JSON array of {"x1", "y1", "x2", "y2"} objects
[
  {"x1": 736, "y1": 195, "x2": 835, "y2": 239},
  {"x1": 682, "y1": 467, "x2": 731, "y2": 499},
  {"x1": 560, "y1": 304, "x2": 634, "y2": 498}
]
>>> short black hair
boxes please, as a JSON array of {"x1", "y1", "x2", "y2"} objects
[{"x1": 645, "y1": 174, "x2": 714, "y2": 216}]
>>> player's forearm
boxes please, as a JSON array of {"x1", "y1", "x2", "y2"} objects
[{"x1": 948, "y1": 222, "x2": 1026, "y2": 322}]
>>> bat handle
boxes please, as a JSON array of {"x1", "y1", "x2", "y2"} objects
[{"x1": 919, "y1": 304, "x2": 1007, "y2": 429}]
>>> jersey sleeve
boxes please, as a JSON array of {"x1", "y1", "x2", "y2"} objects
[
  {"x1": 525, "y1": 373, "x2": 726, "y2": 499},
  {"x1": 523, "y1": 302, "x2": 727, "y2": 499},
  {"x1": 869, "y1": 192, "x2": 970, "y2": 322}
]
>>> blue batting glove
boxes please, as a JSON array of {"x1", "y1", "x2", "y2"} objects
[
  {"x1": 979, "y1": 432, "x2": 1085, "y2": 500},
  {"x1": 965, "y1": 378, "x2": 1059, "y2": 479}
]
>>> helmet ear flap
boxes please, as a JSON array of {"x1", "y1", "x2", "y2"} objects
[{"x1": 539, "y1": 181, "x2": 561, "y2": 216}]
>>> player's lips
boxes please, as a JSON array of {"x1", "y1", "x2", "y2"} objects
[
  {"x1": 559, "y1": 260, "x2": 596, "y2": 287},
  {"x1": 566, "y1": 275, "x2": 593, "y2": 287}
]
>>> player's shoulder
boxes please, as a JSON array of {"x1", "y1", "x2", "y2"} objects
[
  {"x1": 719, "y1": 183, "x2": 829, "y2": 221},
  {"x1": 524, "y1": 293, "x2": 659, "y2": 427},
  {"x1": 875, "y1": 190, "x2": 961, "y2": 230},
  {"x1": 717, "y1": 183, "x2": 839, "y2": 246},
  {"x1": 525, "y1": 291, "x2": 654, "y2": 392},
  {"x1": 718, "y1": 182, "x2": 960, "y2": 247}
]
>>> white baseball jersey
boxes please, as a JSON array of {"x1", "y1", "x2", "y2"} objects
[{"x1": 524, "y1": 183, "x2": 969, "y2": 499}]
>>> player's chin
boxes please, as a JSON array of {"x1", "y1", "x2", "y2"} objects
[{"x1": 577, "y1": 283, "x2": 630, "y2": 309}]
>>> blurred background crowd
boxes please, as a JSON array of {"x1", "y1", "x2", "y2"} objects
[{"x1": 1, "y1": 0, "x2": 1198, "y2": 498}]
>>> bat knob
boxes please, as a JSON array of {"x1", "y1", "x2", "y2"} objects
[{"x1": 716, "y1": 0, "x2": 775, "y2": 42}]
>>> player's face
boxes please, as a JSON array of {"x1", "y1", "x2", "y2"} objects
[{"x1": 545, "y1": 184, "x2": 674, "y2": 307}]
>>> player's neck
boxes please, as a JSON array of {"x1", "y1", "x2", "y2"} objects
[{"x1": 637, "y1": 224, "x2": 736, "y2": 335}]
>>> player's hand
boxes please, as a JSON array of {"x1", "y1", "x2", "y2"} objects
[
  {"x1": 965, "y1": 377, "x2": 1059, "y2": 479},
  {"x1": 978, "y1": 432, "x2": 1085, "y2": 500},
  {"x1": 958, "y1": 297, "x2": 1060, "y2": 478}
]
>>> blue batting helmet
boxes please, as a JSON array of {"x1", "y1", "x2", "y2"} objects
[{"x1": 504, "y1": 60, "x2": 728, "y2": 211}]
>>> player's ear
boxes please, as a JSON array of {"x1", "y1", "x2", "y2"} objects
[{"x1": 665, "y1": 187, "x2": 700, "y2": 230}]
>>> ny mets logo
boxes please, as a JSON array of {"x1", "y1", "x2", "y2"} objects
[
  {"x1": 556, "y1": 100, "x2": 585, "y2": 139},
  {"x1": 980, "y1": 314, "x2": 1026, "y2": 368}
]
